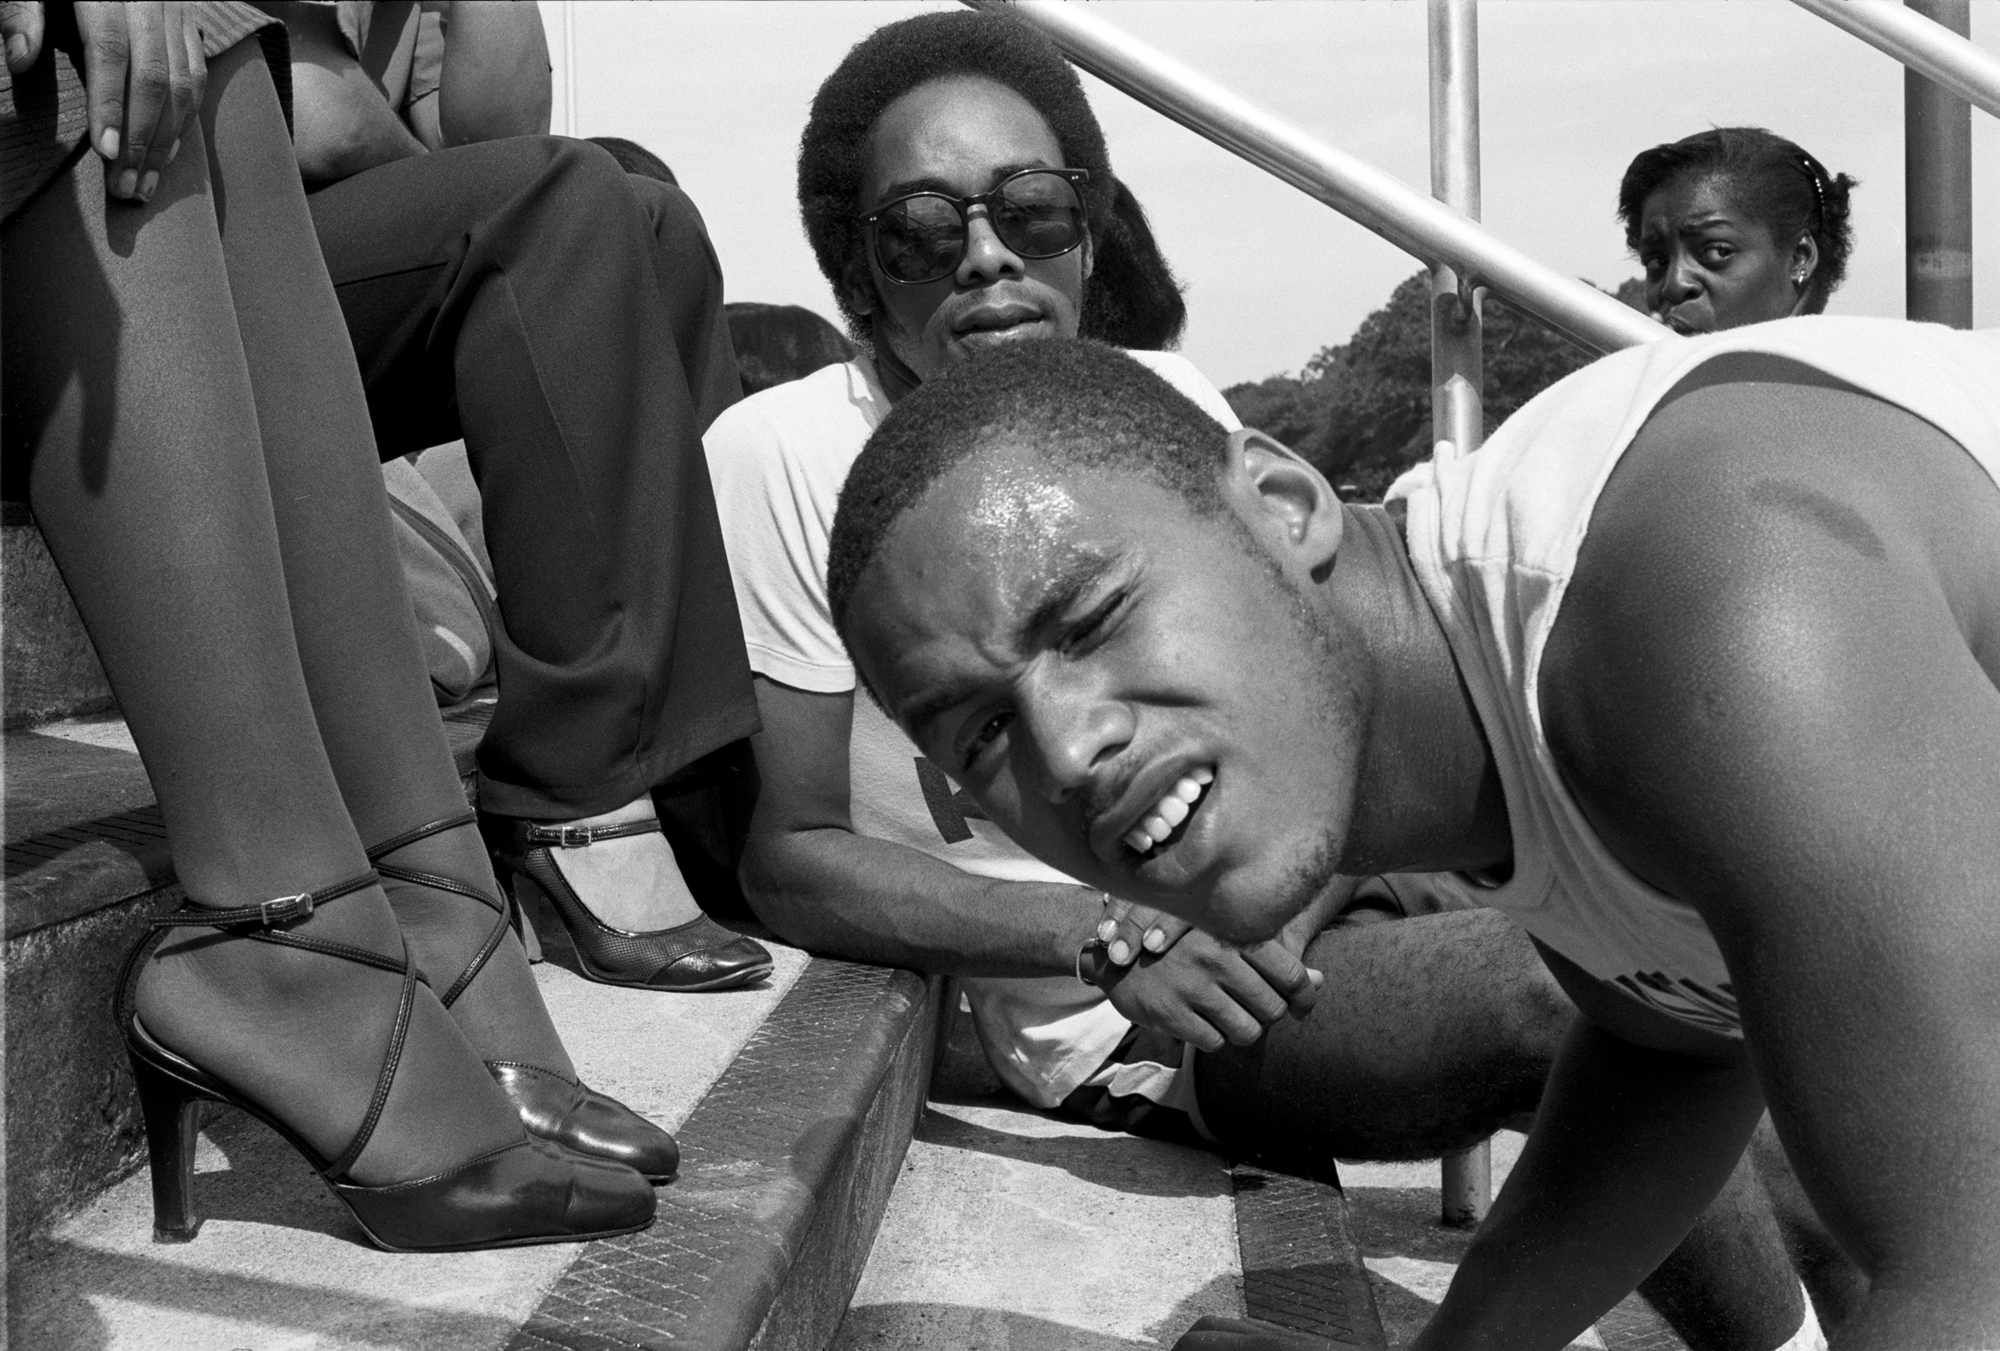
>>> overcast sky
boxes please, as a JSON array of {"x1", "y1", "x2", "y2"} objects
[{"x1": 539, "y1": 1, "x2": 2000, "y2": 390}]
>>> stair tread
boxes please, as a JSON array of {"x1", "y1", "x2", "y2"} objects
[{"x1": 10, "y1": 949, "x2": 942, "y2": 1351}]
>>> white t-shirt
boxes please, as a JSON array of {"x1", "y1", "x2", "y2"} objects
[
  {"x1": 1390, "y1": 316, "x2": 2000, "y2": 1039},
  {"x1": 705, "y1": 349, "x2": 1243, "y2": 1106}
]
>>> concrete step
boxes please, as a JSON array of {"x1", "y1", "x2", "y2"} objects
[
  {"x1": 2, "y1": 508, "x2": 115, "y2": 731},
  {"x1": 9, "y1": 948, "x2": 945, "y2": 1350},
  {"x1": 3, "y1": 710, "x2": 489, "y2": 1248},
  {"x1": 7, "y1": 716, "x2": 942, "y2": 1350},
  {"x1": 833, "y1": 1010, "x2": 1386, "y2": 1351}
]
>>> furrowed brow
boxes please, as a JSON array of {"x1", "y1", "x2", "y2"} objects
[
  {"x1": 1013, "y1": 551, "x2": 1117, "y2": 650},
  {"x1": 894, "y1": 550, "x2": 1118, "y2": 744},
  {"x1": 901, "y1": 681, "x2": 982, "y2": 746}
]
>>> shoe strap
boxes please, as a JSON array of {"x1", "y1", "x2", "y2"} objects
[
  {"x1": 371, "y1": 863, "x2": 509, "y2": 1010},
  {"x1": 146, "y1": 868, "x2": 418, "y2": 1180},
  {"x1": 366, "y1": 811, "x2": 479, "y2": 863},
  {"x1": 153, "y1": 870, "x2": 380, "y2": 934},
  {"x1": 368, "y1": 812, "x2": 509, "y2": 1011},
  {"x1": 519, "y1": 818, "x2": 662, "y2": 849},
  {"x1": 155, "y1": 872, "x2": 417, "y2": 982}
]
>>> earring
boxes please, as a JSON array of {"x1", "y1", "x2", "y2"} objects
[{"x1": 1792, "y1": 269, "x2": 1808, "y2": 285}]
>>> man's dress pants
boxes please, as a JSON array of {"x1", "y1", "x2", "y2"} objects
[{"x1": 306, "y1": 135, "x2": 756, "y2": 820}]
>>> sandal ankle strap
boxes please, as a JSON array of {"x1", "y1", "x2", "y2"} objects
[
  {"x1": 153, "y1": 871, "x2": 381, "y2": 932},
  {"x1": 366, "y1": 812, "x2": 479, "y2": 863},
  {"x1": 518, "y1": 819, "x2": 662, "y2": 850}
]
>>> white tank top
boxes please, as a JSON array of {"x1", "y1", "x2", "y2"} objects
[{"x1": 1389, "y1": 317, "x2": 2000, "y2": 1039}]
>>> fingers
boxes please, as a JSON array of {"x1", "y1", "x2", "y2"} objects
[
  {"x1": 1105, "y1": 944, "x2": 1291, "y2": 1052},
  {"x1": 1098, "y1": 900, "x2": 1193, "y2": 966},
  {"x1": 1142, "y1": 914, "x2": 1192, "y2": 955},
  {"x1": 1240, "y1": 941, "x2": 1323, "y2": 1021},
  {"x1": 1, "y1": 1, "x2": 44, "y2": 74},
  {"x1": 110, "y1": 2, "x2": 172, "y2": 199},
  {"x1": 76, "y1": 1, "x2": 134, "y2": 168},
  {"x1": 77, "y1": 2, "x2": 199, "y2": 202},
  {"x1": 132, "y1": 6, "x2": 204, "y2": 198},
  {"x1": 1098, "y1": 897, "x2": 1144, "y2": 966}
]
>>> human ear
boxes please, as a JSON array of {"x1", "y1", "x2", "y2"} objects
[
  {"x1": 1789, "y1": 235, "x2": 1820, "y2": 293},
  {"x1": 841, "y1": 253, "x2": 878, "y2": 319},
  {"x1": 1080, "y1": 230, "x2": 1094, "y2": 282},
  {"x1": 1227, "y1": 429, "x2": 1344, "y2": 575}
]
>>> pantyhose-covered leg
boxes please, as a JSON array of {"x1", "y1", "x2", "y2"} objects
[
  {"x1": 1, "y1": 41, "x2": 523, "y2": 1187},
  {"x1": 196, "y1": 29, "x2": 571, "y2": 1079}
]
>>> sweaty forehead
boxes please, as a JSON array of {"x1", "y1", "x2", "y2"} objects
[{"x1": 849, "y1": 443, "x2": 1163, "y2": 668}]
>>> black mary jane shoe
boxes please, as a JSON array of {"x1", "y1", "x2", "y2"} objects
[
  {"x1": 495, "y1": 816, "x2": 774, "y2": 993},
  {"x1": 370, "y1": 813, "x2": 682, "y2": 1182},
  {"x1": 115, "y1": 872, "x2": 655, "y2": 1250}
]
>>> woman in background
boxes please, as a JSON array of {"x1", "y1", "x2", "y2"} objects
[{"x1": 1619, "y1": 126, "x2": 1856, "y2": 335}]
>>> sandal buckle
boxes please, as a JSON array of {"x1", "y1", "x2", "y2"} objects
[
  {"x1": 544, "y1": 824, "x2": 599, "y2": 849},
  {"x1": 257, "y1": 892, "x2": 315, "y2": 926}
]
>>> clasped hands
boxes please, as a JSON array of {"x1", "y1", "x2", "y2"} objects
[
  {"x1": 1092, "y1": 896, "x2": 1323, "y2": 1053},
  {"x1": 3, "y1": 1, "x2": 210, "y2": 202}
]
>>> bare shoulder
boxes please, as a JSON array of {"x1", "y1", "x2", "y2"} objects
[{"x1": 1540, "y1": 352, "x2": 2000, "y2": 900}]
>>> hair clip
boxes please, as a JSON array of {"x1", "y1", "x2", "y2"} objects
[{"x1": 1801, "y1": 156, "x2": 1827, "y2": 223}]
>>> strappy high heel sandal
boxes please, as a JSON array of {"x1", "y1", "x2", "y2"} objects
[
  {"x1": 116, "y1": 871, "x2": 656, "y2": 1250},
  {"x1": 370, "y1": 813, "x2": 680, "y2": 1182},
  {"x1": 496, "y1": 817, "x2": 773, "y2": 993}
]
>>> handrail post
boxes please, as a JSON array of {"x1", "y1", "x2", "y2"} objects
[
  {"x1": 1906, "y1": 0, "x2": 1974, "y2": 327},
  {"x1": 967, "y1": 0, "x2": 1669, "y2": 354},
  {"x1": 1431, "y1": 0, "x2": 1494, "y2": 1228},
  {"x1": 1428, "y1": 0, "x2": 1483, "y2": 465}
]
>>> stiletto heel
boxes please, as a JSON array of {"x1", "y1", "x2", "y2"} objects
[
  {"x1": 130, "y1": 1048, "x2": 206, "y2": 1243},
  {"x1": 115, "y1": 871, "x2": 657, "y2": 1250},
  {"x1": 495, "y1": 817, "x2": 773, "y2": 993},
  {"x1": 370, "y1": 814, "x2": 681, "y2": 1181}
]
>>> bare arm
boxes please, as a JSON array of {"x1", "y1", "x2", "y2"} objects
[
  {"x1": 1541, "y1": 365, "x2": 2000, "y2": 1344},
  {"x1": 741, "y1": 676, "x2": 1109, "y2": 978},
  {"x1": 743, "y1": 677, "x2": 1319, "y2": 1047},
  {"x1": 407, "y1": 0, "x2": 548, "y2": 151},
  {"x1": 1414, "y1": 996, "x2": 1764, "y2": 1351},
  {"x1": 273, "y1": 2, "x2": 424, "y2": 186}
]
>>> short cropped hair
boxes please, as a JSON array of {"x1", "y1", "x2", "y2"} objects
[
  {"x1": 828, "y1": 340, "x2": 1228, "y2": 636},
  {"x1": 1617, "y1": 127, "x2": 1857, "y2": 313},
  {"x1": 798, "y1": 9, "x2": 1185, "y2": 350}
]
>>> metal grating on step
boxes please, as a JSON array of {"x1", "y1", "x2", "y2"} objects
[
  {"x1": 509, "y1": 959, "x2": 925, "y2": 1351},
  {"x1": 1232, "y1": 1164, "x2": 1388, "y2": 1349},
  {"x1": 3, "y1": 801, "x2": 169, "y2": 878}
]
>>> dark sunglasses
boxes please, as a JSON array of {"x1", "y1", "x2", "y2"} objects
[{"x1": 856, "y1": 167, "x2": 1091, "y2": 285}]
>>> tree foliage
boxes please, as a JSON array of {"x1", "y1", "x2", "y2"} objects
[{"x1": 1224, "y1": 273, "x2": 1645, "y2": 501}]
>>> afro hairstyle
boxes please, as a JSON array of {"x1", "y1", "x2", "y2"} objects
[{"x1": 798, "y1": 9, "x2": 1185, "y2": 351}]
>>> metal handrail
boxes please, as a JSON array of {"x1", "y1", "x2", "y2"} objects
[
  {"x1": 1791, "y1": 0, "x2": 2000, "y2": 122},
  {"x1": 968, "y1": 0, "x2": 1669, "y2": 355}
]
